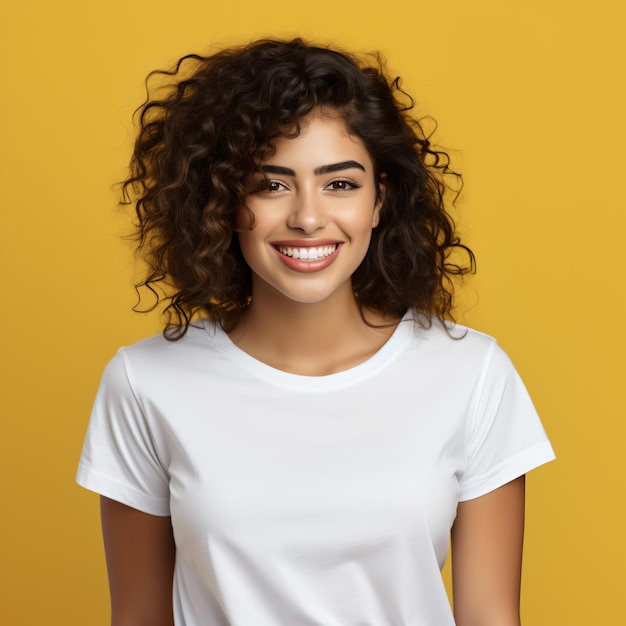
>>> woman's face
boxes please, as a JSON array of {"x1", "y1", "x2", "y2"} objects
[{"x1": 238, "y1": 112, "x2": 383, "y2": 307}]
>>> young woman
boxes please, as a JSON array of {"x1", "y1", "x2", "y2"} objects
[{"x1": 77, "y1": 38, "x2": 555, "y2": 626}]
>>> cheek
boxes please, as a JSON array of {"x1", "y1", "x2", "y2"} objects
[{"x1": 354, "y1": 201, "x2": 381, "y2": 235}]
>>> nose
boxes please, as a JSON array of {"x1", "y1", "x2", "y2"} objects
[{"x1": 286, "y1": 187, "x2": 327, "y2": 233}]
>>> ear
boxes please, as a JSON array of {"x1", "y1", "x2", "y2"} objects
[{"x1": 372, "y1": 181, "x2": 386, "y2": 228}]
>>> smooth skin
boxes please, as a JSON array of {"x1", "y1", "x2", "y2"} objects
[
  {"x1": 233, "y1": 111, "x2": 390, "y2": 375},
  {"x1": 101, "y1": 498, "x2": 175, "y2": 626},
  {"x1": 100, "y1": 111, "x2": 526, "y2": 625},
  {"x1": 452, "y1": 476, "x2": 525, "y2": 626}
]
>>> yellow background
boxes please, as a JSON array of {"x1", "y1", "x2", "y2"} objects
[{"x1": 1, "y1": 0, "x2": 624, "y2": 623}]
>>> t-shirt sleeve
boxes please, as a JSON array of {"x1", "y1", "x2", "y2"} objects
[
  {"x1": 76, "y1": 350, "x2": 171, "y2": 516},
  {"x1": 457, "y1": 341, "x2": 556, "y2": 501}
]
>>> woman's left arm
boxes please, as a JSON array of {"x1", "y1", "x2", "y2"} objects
[{"x1": 451, "y1": 475, "x2": 526, "y2": 626}]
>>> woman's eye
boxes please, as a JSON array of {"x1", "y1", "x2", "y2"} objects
[
  {"x1": 267, "y1": 180, "x2": 288, "y2": 192},
  {"x1": 327, "y1": 180, "x2": 360, "y2": 191}
]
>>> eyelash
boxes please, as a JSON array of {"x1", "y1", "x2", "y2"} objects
[
  {"x1": 265, "y1": 179, "x2": 362, "y2": 192},
  {"x1": 326, "y1": 179, "x2": 362, "y2": 191}
]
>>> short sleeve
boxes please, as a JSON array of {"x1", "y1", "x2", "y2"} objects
[
  {"x1": 458, "y1": 341, "x2": 555, "y2": 501},
  {"x1": 76, "y1": 350, "x2": 171, "y2": 516}
]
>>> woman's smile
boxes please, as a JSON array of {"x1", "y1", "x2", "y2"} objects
[
  {"x1": 274, "y1": 243, "x2": 339, "y2": 262},
  {"x1": 271, "y1": 240, "x2": 343, "y2": 273}
]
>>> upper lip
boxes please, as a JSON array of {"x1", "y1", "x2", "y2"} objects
[{"x1": 271, "y1": 239, "x2": 342, "y2": 247}]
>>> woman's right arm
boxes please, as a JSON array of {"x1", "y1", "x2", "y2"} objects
[{"x1": 100, "y1": 496, "x2": 176, "y2": 626}]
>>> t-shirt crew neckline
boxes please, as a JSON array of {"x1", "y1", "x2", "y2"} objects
[{"x1": 198, "y1": 311, "x2": 417, "y2": 391}]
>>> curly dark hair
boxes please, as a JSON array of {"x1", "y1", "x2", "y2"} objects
[{"x1": 122, "y1": 38, "x2": 475, "y2": 338}]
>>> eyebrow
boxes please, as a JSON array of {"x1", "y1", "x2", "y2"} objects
[
  {"x1": 315, "y1": 160, "x2": 366, "y2": 175},
  {"x1": 260, "y1": 160, "x2": 366, "y2": 177}
]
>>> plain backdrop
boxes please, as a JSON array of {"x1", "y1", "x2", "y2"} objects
[{"x1": 1, "y1": 1, "x2": 624, "y2": 624}]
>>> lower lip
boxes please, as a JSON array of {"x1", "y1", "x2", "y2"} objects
[{"x1": 273, "y1": 245, "x2": 342, "y2": 273}]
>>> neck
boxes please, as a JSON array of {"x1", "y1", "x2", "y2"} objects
[{"x1": 229, "y1": 282, "x2": 398, "y2": 376}]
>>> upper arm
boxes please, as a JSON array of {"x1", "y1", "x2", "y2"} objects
[
  {"x1": 100, "y1": 496, "x2": 176, "y2": 626},
  {"x1": 451, "y1": 476, "x2": 525, "y2": 626}
]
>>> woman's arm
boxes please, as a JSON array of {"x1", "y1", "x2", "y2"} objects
[
  {"x1": 451, "y1": 476, "x2": 526, "y2": 626},
  {"x1": 100, "y1": 496, "x2": 176, "y2": 626}
]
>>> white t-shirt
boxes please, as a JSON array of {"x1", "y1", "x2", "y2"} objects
[{"x1": 77, "y1": 313, "x2": 555, "y2": 625}]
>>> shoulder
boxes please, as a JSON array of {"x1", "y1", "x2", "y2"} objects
[
  {"x1": 407, "y1": 313, "x2": 499, "y2": 362},
  {"x1": 118, "y1": 319, "x2": 220, "y2": 364},
  {"x1": 101, "y1": 320, "x2": 227, "y2": 390},
  {"x1": 394, "y1": 314, "x2": 524, "y2": 392}
]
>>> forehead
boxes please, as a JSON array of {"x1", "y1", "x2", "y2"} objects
[{"x1": 264, "y1": 111, "x2": 371, "y2": 166}]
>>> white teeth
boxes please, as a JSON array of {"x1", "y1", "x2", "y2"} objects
[{"x1": 277, "y1": 245, "x2": 337, "y2": 261}]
